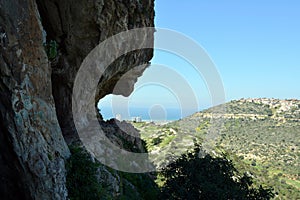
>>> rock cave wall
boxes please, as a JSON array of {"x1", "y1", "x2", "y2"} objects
[{"x1": 0, "y1": 0, "x2": 154, "y2": 199}]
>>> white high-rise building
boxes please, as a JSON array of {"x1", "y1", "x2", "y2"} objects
[
  {"x1": 116, "y1": 114, "x2": 122, "y2": 121},
  {"x1": 131, "y1": 116, "x2": 142, "y2": 122}
]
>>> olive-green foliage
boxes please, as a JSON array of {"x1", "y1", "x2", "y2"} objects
[
  {"x1": 44, "y1": 40, "x2": 58, "y2": 60},
  {"x1": 219, "y1": 117, "x2": 300, "y2": 198},
  {"x1": 118, "y1": 172, "x2": 159, "y2": 200},
  {"x1": 66, "y1": 145, "x2": 160, "y2": 200},
  {"x1": 132, "y1": 99, "x2": 300, "y2": 199},
  {"x1": 66, "y1": 145, "x2": 108, "y2": 200},
  {"x1": 159, "y1": 145, "x2": 274, "y2": 200}
]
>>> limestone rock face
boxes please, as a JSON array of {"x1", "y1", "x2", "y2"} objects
[
  {"x1": 37, "y1": 0, "x2": 154, "y2": 141},
  {"x1": 0, "y1": 0, "x2": 154, "y2": 199}
]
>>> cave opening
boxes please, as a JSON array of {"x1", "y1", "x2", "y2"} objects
[{"x1": 97, "y1": 49, "x2": 212, "y2": 124}]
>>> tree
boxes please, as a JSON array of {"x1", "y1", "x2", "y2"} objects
[{"x1": 159, "y1": 145, "x2": 274, "y2": 200}]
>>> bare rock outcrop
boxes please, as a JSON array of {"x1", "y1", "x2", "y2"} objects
[
  {"x1": 37, "y1": 0, "x2": 154, "y2": 142},
  {"x1": 0, "y1": 0, "x2": 154, "y2": 199}
]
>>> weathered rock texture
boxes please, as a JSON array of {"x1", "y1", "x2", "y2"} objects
[
  {"x1": 0, "y1": 0, "x2": 154, "y2": 199},
  {"x1": 37, "y1": 0, "x2": 154, "y2": 142}
]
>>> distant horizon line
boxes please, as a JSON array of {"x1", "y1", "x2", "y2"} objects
[
  {"x1": 99, "y1": 97, "x2": 300, "y2": 120},
  {"x1": 99, "y1": 97, "x2": 300, "y2": 110}
]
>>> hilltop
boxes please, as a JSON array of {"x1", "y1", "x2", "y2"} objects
[{"x1": 132, "y1": 98, "x2": 300, "y2": 199}]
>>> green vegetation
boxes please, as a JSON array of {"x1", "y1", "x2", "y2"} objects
[
  {"x1": 66, "y1": 145, "x2": 159, "y2": 200},
  {"x1": 159, "y1": 145, "x2": 274, "y2": 200},
  {"x1": 132, "y1": 98, "x2": 300, "y2": 199},
  {"x1": 66, "y1": 145, "x2": 110, "y2": 200},
  {"x1": 118, "y1": 172, "x2": 159, "y2": 200},
  {"x1": 44, "y1": 40, "x2": 58, "y2": 60},
  {"x1": 67, "y1": 98, "x2": 299, "y2": 199}
]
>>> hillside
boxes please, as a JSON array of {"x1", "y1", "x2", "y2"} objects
[{"x1": 132, "y1": 98, "x2": 300, "y2": 199}]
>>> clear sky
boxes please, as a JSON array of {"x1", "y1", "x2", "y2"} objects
[{"x1": 99, "y1": 0, "x2": 300, "y2": 120}]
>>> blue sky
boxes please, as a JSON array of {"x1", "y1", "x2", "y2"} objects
[{"x1": 99, "y1": 0, "x2": 300, "y2": 120}]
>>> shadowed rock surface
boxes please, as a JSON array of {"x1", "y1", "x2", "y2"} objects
[{"x1": 0, "y1": 0, "x2": 154, "y2": 199}]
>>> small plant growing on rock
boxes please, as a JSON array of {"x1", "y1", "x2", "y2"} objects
[{"x1": 44, "y1": 40, "x2": 58, "y2": 60}]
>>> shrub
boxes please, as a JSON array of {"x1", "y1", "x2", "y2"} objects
[
  {"x1": 159, "y1": 145, "x2": 274, "y2": 200},
  {"x1": 66, "y1": 145, "x2": 108, "y2": 200}
]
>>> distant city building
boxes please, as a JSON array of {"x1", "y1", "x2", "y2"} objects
[
  {"x1": 116, "y1": 114, "x2": 122, "y2": 121},
  {"x1": 131, "y1": 116, "x2": 142, "y2": 122}
]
